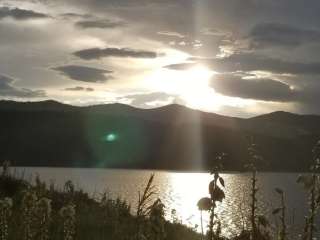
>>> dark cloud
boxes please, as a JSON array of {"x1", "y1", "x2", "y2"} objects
[
  {"x1": 223, "y1": 54, "x2": 320, "y2": 75},
  {"x1": 165, "y1": 54, "x2": 320, "y2": 75},
  {"x1": 73, "y1": 47, "x2": 160, "y2": 60},
  {"x1": 248, "y1": 22, "x2": 320, "y2": 48},
  {"x1": 0, "y1": 74, "x2": 46, "y2": 98},
  {"x1": 64, "y1": 86, "x2": 94, "y2": 91},
  {"x1": 52, "y1": 65, "x2": 113, "y2": 83},
  {"x1": 219, "y1": 54, "x2": 320, "y2": 75},
  {"x1": 211, "y1": 74, "x2": 297, "y2": 102},
  {"x1": 0, "y1": 7, "x2": 49, "y2": 20},
  {"x1": 75, "y1": 19, "x2": 125, "y2": 29}
]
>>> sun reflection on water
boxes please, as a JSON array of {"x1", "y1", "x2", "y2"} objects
[
  {"x1": 165, "y1": 173, "x2": 221, "y2": 229},
  {"x1": 163, "y1": 173, "x2": 247, "y2": 237}
]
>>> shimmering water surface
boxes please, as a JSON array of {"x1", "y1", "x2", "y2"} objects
[{"x1": 13, "y1": 167, "x2": 318, "y2": 238}]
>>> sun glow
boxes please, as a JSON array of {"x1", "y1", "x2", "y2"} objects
[
  {"x1": 149, "y1": 64, "x2": 220, "y2": 110},
  {"x1": 178, "y1": 65, "x2": 216, "y2": 108}
]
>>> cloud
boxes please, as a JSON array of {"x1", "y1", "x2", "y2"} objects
[
  {"x1": 220, "y1": 54, "x2": 320, "y2": 75},
  {"x1": 54, "y1": 0, "x2": 177, "y2": 9},
  {"x1": 211, "y1": 73, "x2": 298, "y2": 102},
  {"x1": 157, "y1": 31, "x2": 184, "y2": 38},
  {"x1": 64, "y1": 86, "x2": 94, "y2": 91},
  {"x1": 75, "y1": 19, "x2": 125, "y2": 29},
  {"x1": 0, "y1": 74, "x2": 46, "y2": 98},
  {"x1": 73, "y1": 47, "x2": 160, "y2": 60},
  {"x1": 1, "y1": 0, "x2": 320, "y2": 116},
  {"x1": 163, "y1": 62, "x2": 194, "y2": 71},
  {"x1": 52, "y1": 65, "x2": 113, "y2": 83},
  {"x1": 165, "y1": 53, "x2": 320, "y2": 75},
  {"x1": 0, "y1": 7, "x2": 49, "y2": 20},
  {"x1": 60, "y1": 12, "x2": 92, "y2": 19},
  {"x1": 200, "y1": 28, "x2": 232, "y2": 38},
  {"x1": 117, "y1": 92, "x2": 181, "y2": 107},
  {"x1": 248, "y1": 22, "x2": 320, "y2": 48}
]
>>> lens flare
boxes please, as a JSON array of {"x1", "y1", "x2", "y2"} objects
[{"x1": 103, "y1": 133, "x2": 118, "y2": 142}]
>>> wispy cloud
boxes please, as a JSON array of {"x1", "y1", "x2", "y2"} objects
[
  {"x1": 64, "y1": 86, "x2": 95, "y2": 91},
  {"x1": 0, "y1": 74, "x2": 46, "y2": 98},
  {"x1": 157, "y1": 31, "x2": 184, "y2": 38},
  {"x1": 166, "y1": 54, "x2": 320, "y2": 75},
  {"x1": 0, "y1": 7, "x2": 49, "y2": 20},
  {"x1": 75, "y1": 19, "x2": 125, "y2": 29},
  {"x1": 117, "y1": 92, "x2": 181, "y2": 107}
]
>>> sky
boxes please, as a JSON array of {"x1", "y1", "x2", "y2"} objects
[{"x1": 0, "y1": 0, "x2": 320, "y2": 117}]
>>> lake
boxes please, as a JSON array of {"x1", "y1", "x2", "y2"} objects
[{"x1": 11, "y1": 167, "x2": 318, "y2": 238}]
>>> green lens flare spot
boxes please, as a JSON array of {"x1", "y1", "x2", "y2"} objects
[{"x1": 103, "y1": 133, "x2": 118, "y2": 142}]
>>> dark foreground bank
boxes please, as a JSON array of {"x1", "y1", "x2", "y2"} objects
[{"x1": 0, "y1": 172, "x2": 202, "y2": 240}]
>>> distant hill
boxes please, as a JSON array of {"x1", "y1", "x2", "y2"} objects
[{"x1": 0, "y1": 100, "x2": 319, "y2": 171}]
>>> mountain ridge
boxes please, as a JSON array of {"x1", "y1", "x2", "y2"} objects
[
  {"x1": 0, "y1": 100, "x2": 319, "y2": 171},
  {"x1": 2, "y1": 99, "x2": 318, "y2": 119}
]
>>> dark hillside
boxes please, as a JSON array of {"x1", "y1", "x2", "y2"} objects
[{"x1": 0, "y1": 100, "x2": 319, "y2": 171}]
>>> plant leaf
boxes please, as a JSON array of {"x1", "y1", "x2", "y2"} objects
[
  {"x1": 219, "y1": 177, "x2": 225, "y2": 187},
  {"x1": 275, "y1": 188, "x2": 283, "y2": 194},
  {"x1": 258, "y1": 215, "x2": 269, "y2": 227},
  {"x1": 272, "y1": 208, "x2": 281, "y2": 215},
  {"x1": 197, "y1": 197, "x2": 212, "y2": 211}
]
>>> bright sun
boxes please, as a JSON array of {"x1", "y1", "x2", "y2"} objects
[
  {"x1": 179, "y1": 65, "x2": 213, "y2": 94},
  {"x1": 149, "y1": 65, "x2": 219, "y2": 110}
]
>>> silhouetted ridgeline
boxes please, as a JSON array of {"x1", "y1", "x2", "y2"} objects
[{"x1": 0, "y1": 100, "x2": 319, "y2": 171}]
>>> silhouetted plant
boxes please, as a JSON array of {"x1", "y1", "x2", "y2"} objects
[
  {"x1": 100, "y1": 193, "x2": 131, "y2": 238},
  {"x1": 297, "y1": 140, "x2": 320, "y2": 240},
  {"x1": 136, "y1": 174, "x2": 156, "y2": 218},
  {"x1": 245, "y1": 137, "x2": 270, "y2": 240},
  {"x1": 170, "y1": 209, "x2": 181, "y2": 224},
  {"x1": 256, "y1": 215, "x2": 270, "y2": 239},
  {"x1": 197, "y1": 197, "x2": 211, "y2": 239},
  {"x1": 238, "y1": 195, "x2": 247, "y2": 233},
  {"x1": 21, "y1": 190, "x2": 38, "y2": 240},
  {"x1": 0, "y1": 197, "x2": 12, "y2": 240},
  {"x1": 63, "y1": 180, "x2": 75, "y2": 204},
  {"x1": 135, "y1": 175, "x2": 167, "y2": 240},
  {"x1": 35, "y1": 174, "x2": 47, "y2": 198},
  {"x1": 1, "y1": 160, "x2": 10, "y2": 177},
  {"x1": 198, "y1": 153, "x2": 226, "y2": 240},
  {"x1": 136, "y1": 173, "x2": 158, "y2": 239},
  {"x1": 35, "y1": 197, "x2": 51, "y2": 240},
  {"x1": 148, "y1": 198, "x2": 166, "y2": 240},
  {"x1": 272, "y1": 188, "x2": 287, "y2": 240},
  {"x1": 59, "y1": 203, "x2": 76, "y2": 240}
]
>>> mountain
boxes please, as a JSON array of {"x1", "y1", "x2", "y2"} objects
[{"x1": 0, "y1": 100, "x2": 319, "y2": 171}]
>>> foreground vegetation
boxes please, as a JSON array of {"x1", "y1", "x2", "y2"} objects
[
  {"x1": 0, "y1": 139, "x2": 319, "y2": 240},
  {"x1": 0, "y1": 169, "x2": 200, "y2": 240},
  {"x1": 197, "y1": 139, "x2": 320, "y2": 240}
]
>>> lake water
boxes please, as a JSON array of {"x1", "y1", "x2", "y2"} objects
[{"x1": 12, "y1": 167, "x2": 318, "y2": 238}]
